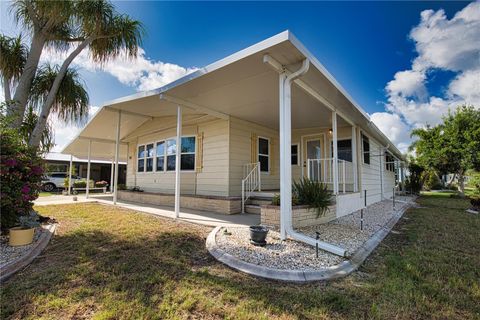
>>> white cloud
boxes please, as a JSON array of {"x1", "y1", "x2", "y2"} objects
[
  {"x1": 378, "y1": 1, "x2": 480, "y2": 151},
  {"x1": 40, "y1": 47, "x2": 198, "y2": 92}
]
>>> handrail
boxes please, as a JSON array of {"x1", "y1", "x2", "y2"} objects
[
  {"x1": 307, "y1": 158, "x2": 351, "y2": 194},
  {"x1": 241, "y1": 162, "x2": 261, "y2": 213}
]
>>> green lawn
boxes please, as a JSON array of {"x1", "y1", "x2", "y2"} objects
[{"x1": 1, "y1": 194, "x2": 479, "y2": 319}]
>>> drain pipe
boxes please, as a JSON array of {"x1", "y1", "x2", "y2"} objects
[{"x1": 279, "y1": 58, "x2": 347, "y2": 257}]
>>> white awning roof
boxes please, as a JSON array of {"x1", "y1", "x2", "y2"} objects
[
  {"x1": 44, "y1": 152, "x2": 126, "y2": 164},
  {"x1": 63, "y1": 30, "x2": 403, "y2": 160}
]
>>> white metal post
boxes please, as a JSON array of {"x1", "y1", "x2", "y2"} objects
[
  {"x1": 68, "y1": 155, "x2": 73, "y2": 195},
  {"x1": 113, "y1": 110, "x2": 121, "y2": 204},
  {"x1": 279, "y1": 72, "x2": 287, "y2": 240},
  {"x1": 332, "y1": 112, "x2": 339, "y2": 194},
  {"x1": 258, "y1": 162, "x2": 261, "y2": 191},
  {"x1": 175, "y1": 105, "x2": 182, "y2": 218},
  {"x1": 351, "y1": 126, "x2": 358, "y2": 192},
  {"x1": 380, "y1": 147, "x2": 384, "y2": 199},
  {"x1": 110, "y1": 157, "x2": 114, "y2": 192},
  {"x1": 86, "y1": 139, "x2": 91, "y2": 199},
  {"x1": 342, "y1": 160, "x2": 346, "y2": 193}
]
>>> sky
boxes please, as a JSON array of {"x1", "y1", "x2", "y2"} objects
[{"x1": 1, "y1": 1, "x2": 479, "y2": 153}]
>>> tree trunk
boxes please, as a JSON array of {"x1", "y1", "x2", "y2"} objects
[
  {"x1": 9, "y1": 33, "x2": 46, "y2": 126},
  {"x1": 447, "y1": 173, "x2": 456, "y2": 186},
  {"x1": 3, "y1": 76, "x2": 11, "y2": 103},
  {"x1": 29, "y1": 39, "x2": 92, "y2": 148},
  {"x1": 457, "y1": 172, "x2": 465, "y2": 197}
]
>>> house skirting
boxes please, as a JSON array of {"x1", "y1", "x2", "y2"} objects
[
  {"x1": 117, "y1": 190, "x2": 241, "y2": 215},
  {"x1": 261, "y1": 204, "x2": 337, "y2": 228}
]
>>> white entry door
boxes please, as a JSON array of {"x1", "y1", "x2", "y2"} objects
[{"x1": 304, "y1": 138, "x2": 322, "y2": 181}]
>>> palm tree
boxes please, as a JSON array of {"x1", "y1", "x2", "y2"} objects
[
  {"x1": 8, "y1": 0, "x2": 144, "y2": 148},
  {"x1": 0, "y1": 35, "x2": 28, "y2": 105}
]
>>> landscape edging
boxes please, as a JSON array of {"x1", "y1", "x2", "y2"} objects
[
  {"x1": 206, "y1": 203, "x2": 411, "y2": 282},
  {"x1": 0, "y1": 223, "x2": 57, "y2": 282}
]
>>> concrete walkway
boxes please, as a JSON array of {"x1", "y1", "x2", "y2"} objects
[{"x1": 34, "y1": 194, "x2": 260, "y2": 228}]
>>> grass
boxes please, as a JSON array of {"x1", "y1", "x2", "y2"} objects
[
  {"x1": 1, "y1": 194, "x2": 479, "y2": 319},
  {"x1": 38, "y1": 192, "x2": 57, "y2": 197}
]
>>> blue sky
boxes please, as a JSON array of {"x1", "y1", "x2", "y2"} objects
[{"x1": 1, "y1": 1, "x2": 479, "y2": 152}]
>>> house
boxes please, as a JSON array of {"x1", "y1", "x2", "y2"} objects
[
  {"x1": 44, "y1": 152, "x2": 127, "y2": 188},
  {"x1": 63, "y1": 31, "x2": 405, "y2": 253}
]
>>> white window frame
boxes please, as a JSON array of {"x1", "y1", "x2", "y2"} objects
[
  {"x1": 360, "y1": 132, "x2": 371, "y2": 166},
  {"x1": 165, "y1": 135, "x2": 196, "y2": 172},
  {"x1": 258, "y1": 136, "x2": 270, "y2": 174},
  {"x1": 291, "y1": 143, "x2": 300, "y2": 166},
  {"x1": 155, "y1": 140, "x2": 166, "y2": 173}
]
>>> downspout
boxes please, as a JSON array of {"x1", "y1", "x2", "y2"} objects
[{"x1": 280, "y1": 58, "x2": 347, "y2": 257}]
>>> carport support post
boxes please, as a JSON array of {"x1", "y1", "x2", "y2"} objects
[
  {"x1": 332, "y1": 112, "x2": 339, "y2": 194},
  {"x1": 86, "y1": 139, "x2": 91, "y2": 199},
  {"x1": 113, "y1": 111, "x2": 122, "y2": 204},
  {"x1": 175, "y1": 105, "x2": 182, "y2": 218},
  {"x1": 110, "y1": 158, "x2": 114, "y2": 192},
  {"x1": 68, "y1": 155, "x2": 73, "y2": 195},
  {"x1": 279, "y1": 72, "x2": 287, "y2": 240}
]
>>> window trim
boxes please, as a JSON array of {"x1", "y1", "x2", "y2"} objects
[
  {"x1": 139, "y1": 135, "x2": 196, "y2": 173},
  {"x1": 361, "y1": 132, "x2": 371, "y2": 166},
  {"x1": 257, "y1": 136, "x2": 270, "y2": 174},
  {"x1": 291, "y1": 143, "x2": 300, "y2": 166},
  {"x1": 385, "y1": 152, "x2": 395, "y2": 173}
]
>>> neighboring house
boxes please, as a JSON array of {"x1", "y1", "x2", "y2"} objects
[
  {"x1": 63, "y1": 31, "x2": 405, "y2": 225},
  {"x1": 44, "y1": 152, "x2": 127, "y2": 189}
]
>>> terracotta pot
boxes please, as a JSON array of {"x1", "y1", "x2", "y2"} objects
[{"x1": 9, "y1": 227, "x2": 35, "y2": 246}]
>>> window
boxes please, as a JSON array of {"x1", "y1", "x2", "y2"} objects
[
  {"x1": 165, "y1": 136, "x2": 196, "y2": 171},
  {"x1": 331, "y1": 139, "x2": 352, "y2": 162},
  {"x1": 291, "y1": 144, "x2": 299, "y2": 165},
  {"x1": 156, "y1": 141, "x2": 165, "y2": 171},
  {"x1": 137, "y1": 145, "x2": 145, "y2": 172},
  {"x1": 146, "y1": 143, "x2": 154, "y2": 172},
  {"x1": 51, "y1": 173, "x2": 67, "y2": 178},
  {"x1": 361, "y1": 133, "x2": 370, "y2": 164},
  {"x1": 258, "y1": 137, "x2": 269, "y2": 172},
  {"x1": 385, "y1": 152, "x2": 395, "y2": 172}
]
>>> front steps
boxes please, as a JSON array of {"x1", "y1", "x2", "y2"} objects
[{"x1": 244, "y1": 191, "x2": 277, "y2": 214}]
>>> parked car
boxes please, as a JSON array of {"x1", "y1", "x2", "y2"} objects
[{"x1": 42, "y1": 172, "x2": 81, "y2": 192}]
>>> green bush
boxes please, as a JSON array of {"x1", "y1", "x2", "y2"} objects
[
  {"x1": 405, "y1": 162, "x2": 424, "y2": 194},
  {"x1": 271, "y1": 194, "x2": 299, "y2": 206},
  {"x1": 73, "y1": 179, "x2": 93, "y2": 188},
  {"x1": 422, "y1": 170, "x2": 442, "y2": 190},
  {"x1": 1, "y1": 113, "x2": 44, "y2": 229},
  {"x1": 468, "y1": 172, "x2": 480, "y2": 195},
  {"x1": 293, "y1": 178, "x2": 333, "y2": 218}
]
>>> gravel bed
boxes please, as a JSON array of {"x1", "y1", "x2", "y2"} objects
[
  {"x1": 0, "y1": 228, "x2": 45, "y2": 267},
  {"x1": 216, "y1": 196, "x2": 415, "y2": 271}
]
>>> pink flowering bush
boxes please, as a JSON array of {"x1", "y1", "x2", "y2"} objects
[{"x1": 0, "y1": 123, "x2": 44, "y2": 229}]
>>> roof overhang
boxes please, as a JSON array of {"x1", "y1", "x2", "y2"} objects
[{"x1": 63, "y1": 30, "x2": 403, "y2": 160}]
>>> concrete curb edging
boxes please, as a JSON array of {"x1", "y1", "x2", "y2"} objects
[
  {"x1": 206, "y1": 204, "x2": 412, "y2": 282},
  {"x1": 0, "y1": 223, "x2": 57, "y2": 283}
]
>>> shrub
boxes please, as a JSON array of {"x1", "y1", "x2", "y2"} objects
[
  {"x1": 405, "y1": 162, "x2": 424, "y2": 194},
  {"x1": 468, "y1": 172, "x2": 480, "y2": 195},
  {"x1": 117, "y1": 184, "x2": 126, "y2": 190},
  {"x1": 73, "y1": 179, "x2": 93, "y2": 188},
  {"x1": 422, "y1": 170, "x2": 442, "y2": 191},
  {"x1": 293, "y1": 178, "x2": 333, "y2": 218},
  {"x1": 271, "y1": 194, "x2": 299, "y2": 206},
  {"x1": 0, "y1": 118, "x2": 44, "y2": 229},
  {"x1": 470, "y1": 196, "x2": 480, "y2": 210}
]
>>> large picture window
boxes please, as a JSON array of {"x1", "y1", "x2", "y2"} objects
[
  {"x1": 361, "y1": 133, "x2": 370, "y2": 165},
  {"x1": 331, "y1": 139, "x2": 352, "y2": 162},
  {"x1": 165, "y1": 136, "x2": 196, "y2": 171},
  {"x1": 138, "y1": 136, "x2": 196, "y2": 173},
  {"x1": 258, "y1": 137, "x2": 269, "y2": 172}
]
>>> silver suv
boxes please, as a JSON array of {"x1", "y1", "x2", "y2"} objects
[{"x1": 42, "y1": 172, "x2": 80, "y2": 192}]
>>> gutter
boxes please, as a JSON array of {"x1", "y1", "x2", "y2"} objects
[{"x1": 277, "y1": 58, "x2": 348, "y2": 257}]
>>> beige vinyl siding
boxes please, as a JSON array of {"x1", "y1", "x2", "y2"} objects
[
  {"x1": 229, "y1": 117, "x2": 279, "y2": 196},
  {"x1": 124, "y1": 116, "x2": 230, "y2": 196},
  {"x1": 360, "y1": 134, "x2": 384, "y2": 205}
]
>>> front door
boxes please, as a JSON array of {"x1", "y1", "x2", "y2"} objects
[{"x1": 303, "y1": 136, "x2": 324, "y2": 181}]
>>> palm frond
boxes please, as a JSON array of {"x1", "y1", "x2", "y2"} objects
[
  {"x1": 30, "y1": 64, "x2": 89, "y2": 125},
  {"x1": 0, "y1": 34, "x2": 28, "y2": 81}
]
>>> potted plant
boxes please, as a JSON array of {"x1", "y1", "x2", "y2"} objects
[
  {"x1": 9, "y1": 211, "x2": 41, "y2": 246},
  {"x1": 95, "y1": 180, "x2": 108, "y2": 188},
  {"x1": 249, "y1": 225, "x2": 268, "y2": 246}
]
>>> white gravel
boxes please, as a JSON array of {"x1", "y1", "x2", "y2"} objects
[
  {"x1": 0, "y1": 228, "x2": 44, "y2": 267},
  {"x1": 216, "y1": 196, "x2": 415, "y2": 271}
]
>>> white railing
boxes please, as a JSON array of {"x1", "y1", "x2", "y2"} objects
[
  {"x1": 307, "y1": 158, "x2": 353, "y2": 194},
  {"x1": 242, "y1": 162, "x2": 261, "y2": 213}
]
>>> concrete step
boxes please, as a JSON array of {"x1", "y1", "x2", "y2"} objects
[
  {"x1": 245, "y1": 204, "x2": 261, "y2": 214},
  {"x1": 249, "y1": 191, "x2": 278, "y2": 198}
]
